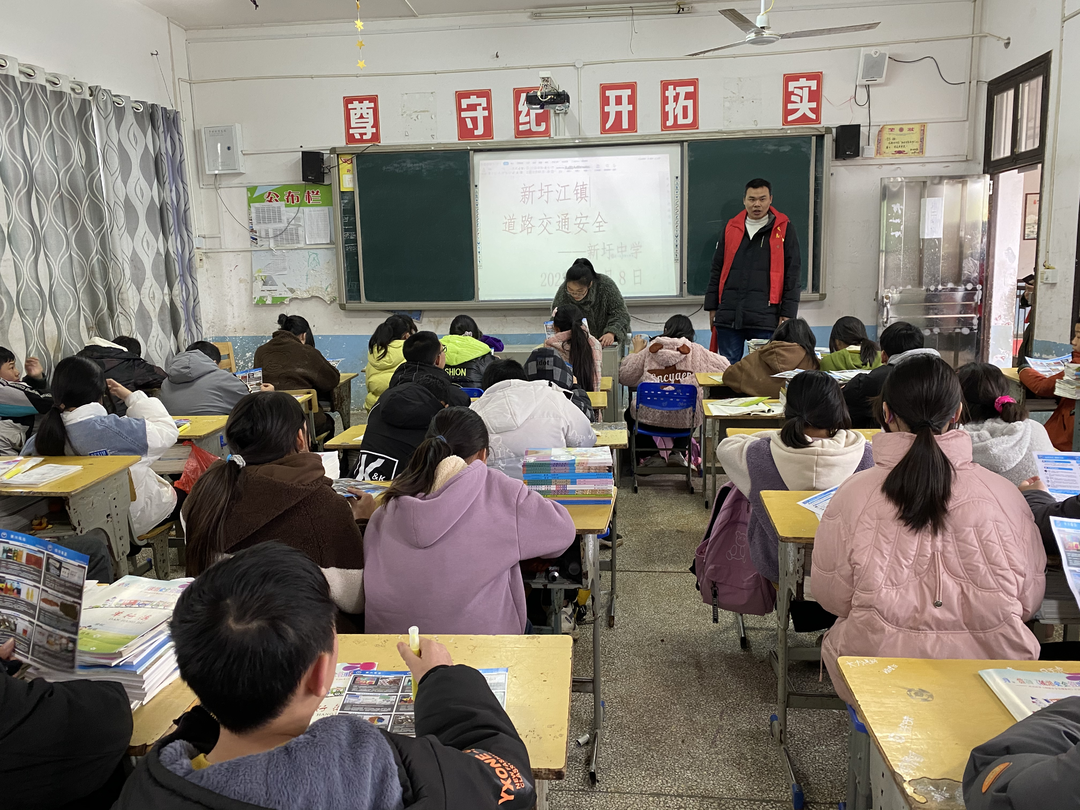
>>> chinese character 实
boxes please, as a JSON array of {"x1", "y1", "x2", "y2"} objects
[
  {"x1": 503, "y1": 214, "x2": 516, "y2": 233},
  {"x1": 574, "y1": 181, "x2": 589, "y2": 203},
  {"x1": 520, "y1": 184, "x2": 536, "y2": 204},
  {"x1": 593, "y1": 213, "x2": 607, "y2": 233},
  {"x1": 786, "y1": 77, "x2": 819, "y2": 122},
  {"x1": 556, "y1": 213, "x2": 571, "y2": 233},
  {"x1": 304, "y1": 189, "x2": 322, "y2": 204},
  {"x1": 538, "y1": 214, "x2": 553, "y2": 235},
  {"x1": 520, "y1": 215, "x2": 534, "y2": 235},
  {"x1": 284, "y1": 190, "x2": 301, "y2": 205},
  {"x1": 555, "y1": 184, "x2": 570, "y2": 203},
  {"x1": 575, "y1": 214, "x2": 590, "y2": 234}
]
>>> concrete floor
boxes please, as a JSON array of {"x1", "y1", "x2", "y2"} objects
[{"x1": 550, "y1": 475, "x2": 849, "y2": 810}]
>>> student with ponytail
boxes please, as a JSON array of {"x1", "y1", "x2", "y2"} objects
[
  {"x1": 722, "y1": 316, "x2": 819, "y2": 398},
  {"x1": 957, "y1": 362, "x2": 1055, "y2": 486},
  {"x1": 363, "y1": 315, "x2": 416, "y2": 410},
  {"x1": 812, "y1": 355, "x2": 1046, "y2": 704},
  {"x1": 544, "y1": 303, "x2": 602, "y2": 391},
  {"x1": 363, "y1": 407, "x2": 577, "y2": 635},
  {"x1": 182, "y1": 392, "x2": 373, "y2": 624},
  {"x1": 717, "y1": 371, "x2": 872, "y2": 583},
  {"x1": 24, "y1": 357, "x2": 178, "y2": 537},
  {"x1": 254, "y1": 314, "x2": 340, "y2": 436},
  {"x1": 819, "y1": 316, "x2": 882, "y2": 372}
]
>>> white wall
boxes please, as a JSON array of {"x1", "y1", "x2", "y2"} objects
[
  {"x1": 181, "y1": 0, "x2": 982, "y2": 349},
  {"x1": 0, "y1": 0, "x2": 177, "y2": 106}
]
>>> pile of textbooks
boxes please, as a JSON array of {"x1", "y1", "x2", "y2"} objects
[
  {"x1": 1055, "y1": 364, "x2": 1080, "y2": 399},
  {"x1": 32, "y1": 575, "x2": 193, "y2": 710},
  {"x1": 522, "y1": 447, "x2": 613, "y2": 505}
]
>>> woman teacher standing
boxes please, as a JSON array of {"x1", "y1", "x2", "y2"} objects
[{"x1": 551, "y1": 258, "x2": 631, "y2": 347}]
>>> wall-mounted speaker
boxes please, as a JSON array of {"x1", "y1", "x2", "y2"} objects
[
  {"x1": 835, "y1": 124, "x2": 862, "y2": 159},
  {"x1": 301, "y1": 151, "x2": 326, "y2": 185},
  {"x1": 857, "y1": 48, "x2": 890, "y2": 86}
]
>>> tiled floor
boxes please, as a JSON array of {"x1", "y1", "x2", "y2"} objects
[{"x1": 549, "y1": 475, "x2": 849, "y2": 810}]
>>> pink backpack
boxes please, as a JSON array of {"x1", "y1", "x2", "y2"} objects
[{"x1": 693, "y1": 482, "x2": 777, "y2": 617}]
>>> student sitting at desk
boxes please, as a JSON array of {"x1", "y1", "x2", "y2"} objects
[
  {"x1": 523, "y1": 347, "x2": 594, "y2": 420},
  {"x1": 77, "y1": 335, "x2": 166, "y2": 416},
  {"x1": 441, "y1": 326, "x2": 494, "y2": 388},
  {"x1": 551, "y1": 257, "x2": 630, "y2": 348},
  {"x1": 160, "y1": 341, "x2": 270, "y2": 416},
  {"x1": 471, "y1": 359, "x2": 596, "y2": 480},
  {"x1": 450, "y1": 313, "x2": 504, "y2": 352},
  {"x1": 114, "y1": 543, "x2": 536, "y2": 810},
  {"x1": 356, "y1": 382, "x2": 444, "y2": 481},
  {"x1": 842, "y1": 321, "x2": 936, "y2": 429},
  {"x1": 0, "y1": 346, "x2": 50, "y2": 452},
  {"x1": 254, "y1": 314, "x2": 340, "y2": 438},
  {"x1": 363, "y1": 407, "x2": 576, "y2": 635},
  {"x1": 1, "y1": 636, "x2": 133, "y2": 810},
  {"x1": 23, "y1": 357, "x2": 179, "y2": 537},
  {"x1": 388, "y1": 331, "x2": 471, "y2": 408},
  {"x1": 722, "y1": 317, "x2": 819, "y2": 398},
  {"x1": 545, "y1": 303, "x2": 603, "y2": 392},
  {"x1": 817, "y1": 316, "x2": 881, "y2": 372},
  {"x1": 812, "y1": 355, "x2": 1046, "y2": 704},
  {"x1": 363, "y1": 314, "x2": 415, "y2": 410},
  {"x1": 1017, "y1": 321, "x2": 1080, "y2": 451},
  {"x1": 717, "y1": 371, "x2": 872, "y2": 585},
  {"x1": 957, "y1": 362, "x2": 1054, "y2": 486},
  {"x1": 1019, "y1": 476, "x2": 1080, "y2": 557},
  {"x1": 183, "y1": 392, "x2": 373, "y2": 626}
]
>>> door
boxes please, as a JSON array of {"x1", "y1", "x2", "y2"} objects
[{"x1": 879, "y1": 175, "x2": 991, "y2": 368}]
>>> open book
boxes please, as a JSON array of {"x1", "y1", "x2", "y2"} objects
[{"x1": 979, "y1": 668, "x2": 1080, "y2": 721}]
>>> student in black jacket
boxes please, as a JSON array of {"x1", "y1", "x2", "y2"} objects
[
  {"x1": 0, "y1": 637, "x2": 132, "y2": 810},
  {"x1": 841, "y1": 321, "x2": 931, "y2": 428},
  {"x1": 355, "y1": 382, "x2": 445, "y2": 480},
  {"x1": 114, "y1": 542, "x2": 535, "y2": 810},
  {"x1": 77, "y1": 336, "x2": 166, "y2": 416},
  {"x1": 963, "y1": 696, "x2": 1080, "y2": 810},
  {"x1": 388, "y1": 331, "x2": 471, "y2": 407}
]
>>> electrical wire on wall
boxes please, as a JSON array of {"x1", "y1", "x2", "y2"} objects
[
  {"x1": 853, "y1": 82, "x2": 871, "y2": 145},
  {"x1": 889, "y1": 55, "x2": 966, "y2": 86}
]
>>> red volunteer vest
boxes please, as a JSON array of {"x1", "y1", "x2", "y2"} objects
[{"x1": 717, "y1": 206, "x2": 789, "y2": 307}]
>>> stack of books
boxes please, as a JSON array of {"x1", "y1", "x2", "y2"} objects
[
  {"x1": 522, "y1": 447, "x2": 614, "y2": 505},
  {"x1": 1055, "y1": 364, "x2": 1080, "y2": 399},
  {"x1": 32, "y1": 575, "x2": 193, "y2": 710}
]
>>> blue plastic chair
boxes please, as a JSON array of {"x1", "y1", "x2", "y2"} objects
[
  {"x1": 461, "y1": 387, "x2": 484, "y2": 398},
  {"x1": 630, "y1": 382, "x2": 697, "y2": 493}
]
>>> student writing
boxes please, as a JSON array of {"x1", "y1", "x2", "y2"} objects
[
  {"x1": 76, "y1": 335, "x2": 166, "y2": 416},
  {"x1": 254, "y1": 314, "x2": 340, "y2": 437},
  {"x1": 545, "y1": 303, "x2": 602, "y2": 392},
  {"x1": 363, "y1": 314, "x2": 415, "y2": 410},
  {"x1": 1017, "y1": 321, "x2": 1080, "y2": 451},
  {"x1": 841, "y1": 321, "x2": 936, "y2": 429},
  {"x1": 355, "y1": 382, "x2": 444, "y2": 481},
  {"x1": 388, "y1": 331, "x2": 471, "y2": 407},
  {"x1": 449, "y1": 314, "x2": 504, "y2": 352},
  {"x1": 440, "y1": 325, "x2": 494, "y2": 387},
  {"x1": 160, "y1": 341, "x2": 269, "y2": 416},
  {"x1": 817, "y1": 316, "x2": 881, "y2": 372},
  {"x1": 722, "y1": 317, "x2": 819, "y2": 398}
]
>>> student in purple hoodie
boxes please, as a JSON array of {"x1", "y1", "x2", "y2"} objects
[{"x1": 364, "y1": 407, "x2": 577, "y2": 635}]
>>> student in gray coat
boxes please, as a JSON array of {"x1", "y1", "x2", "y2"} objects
[{"x1": 160, "y1": 342, "x2": 268, "y2": 416}]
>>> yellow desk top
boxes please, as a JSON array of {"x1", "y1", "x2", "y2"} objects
[
  {"x1": 292, "y1": 393, "x2": 314, "y2": 409},
  {"x1": 338, "y1": 372, "x2": 359, "y2": 383},
  {"x1": 724, "y1": 427, "x2": 881, "y2": 440},
  {"x1": 760, "y1": 490, "x2": 820, "y2": 543},
  {"x1": 174, "y1": 416, "x2": 228, "y2": 440},
  {"x1": 594, "y1": 427, "x2": 628, "y2": 449},
  {"x1": 323, "y1": 424, "x2": 368, "y2": 450},
  {"x1": 565, "y1": 489, "x2": 616, "y2": 533},
  {"x1": 840, "y1": 657, "x2": 1080, "y2": 809},
  {"x1": 695, "y1": 372, "x2": 726, "y2": 386},
  {"x1": 600, "y1": 376, "x2": 612, "y2": 391},
  {"x1": 1002, "y1": 367, "x2": 1020, "y2": 382},
  {"x1": 0, "y1": 456, "x2": 139, "y2": 497},
  {"x1": 587, "y1": 390, "x2": 608, "y2": 409},
  {"x1": 130, "y1": 634, "x2": 574, "y2": 779}
]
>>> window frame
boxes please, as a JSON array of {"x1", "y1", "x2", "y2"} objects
[{"x1": 984, "y1": 52, "x2": 1052, "y2": 174}]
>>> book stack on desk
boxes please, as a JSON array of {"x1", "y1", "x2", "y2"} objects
[
  {"x1": 522, "y1": 447, "x2": 613, "y2": 505},
  {"x1": 1055, "y1": 364, "x2": 1080, "y2": 399}
]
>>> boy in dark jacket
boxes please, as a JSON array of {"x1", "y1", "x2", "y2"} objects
[
  {"x1": 389, "y1": 331, "x2": 470, "y2": 407},
  {"x1": 356, "y1": 382, "x2": 444, "y2": 480},
  {"x1": 841, "y1": 322, "x2": 932, "y2": 428},
  {"x1": 77, "y1": 336, "x2": 166, "y2": 416},
  {"x1": 963, "y1": 696, "x2": 1080, "y2": 809},
  {"x1": 0, "y1": 637, "x2": 132, "y2": 810},
  {"x1": 114, "y1": 542, "x2": 535, "y2": 810}
]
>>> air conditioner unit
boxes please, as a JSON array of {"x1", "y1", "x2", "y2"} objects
[
  {"x1": 857, "y1": 48, "x2": 889, "y2": 86},
  {"x1": 201, "y1": 124, "x2": 244, "y2": 175}
]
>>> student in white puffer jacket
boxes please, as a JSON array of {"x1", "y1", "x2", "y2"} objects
[{"x1": 957, "y1": 363, "x2": 1056, "y2": 486}]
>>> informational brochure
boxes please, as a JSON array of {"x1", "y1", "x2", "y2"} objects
[
  {"x1": 979, "y1": 667, "x2": 1080, "y2": 721},
  {"x1": 706, "y1": 397, "x2": 779, "y2": 417},
  {"x1": 1035, "y1": 453, "x2": 1080, "y2": 501},
  {"x1": 0, "y1": 529, "x2": 88, "y2": 671},
  {"x1": 1049, "y1": 517, "x2": 1080, "y2": 611},
  {"x1": 78, "y1": 576, "x2": 192, "y2": 662},
  {"x1": 1026, "y1": 355, "x2": 1072, "y2": 376},
  {"x1": 236, "y1": 367, "x2": 263, "y2": 393},
  {"x1": 798, "y1": 486, "x2": 839, "y2": 519},
  {"x1": 826, "y1": 369, "x2": 872, "y2": 384},
  {"x1": 0, "y1": 464, "x2": 81, "y2": 488}
]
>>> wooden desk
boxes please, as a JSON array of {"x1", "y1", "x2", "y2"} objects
[
  {"x1": 600, "y1": 375, "x2": 612, "y2": 391},
  {"x1": 0, "y1": 456, "x2": 139, "y2": 577},
  {"x1": 695, "y1": 372, "x2": 726, "y2": 387},
  {"x1": 840, "y1": 657, "x2": 1080, "y2": 810},
  {"x1": 323, "y1": 423, "x2": 368, "y2": 451},
  {"x1": 700, "y1": 399, "x2": 785, "y2": 507},
  {"x1": 292, "y1": 392, "x2": 314, "y2": 409},
  {"x1": 1002, "y1": 367, "x2": 1020, "y2": 382},
  {"x1": 594, "y1": 424, "x2": 628, "y2": 450},
  {"x1": 332, "y1": 372, "x2": 359, "y2": 430},
  {"x1": 587, "y1": 390, "x2": 608, "y2": 410},
  {"x1": 153, "y1": 416, "x2": 229, "y2": 475},
  {"x1": 129, "y1": 635, "x2": 574, "y2": 787},
  {"x1": 724, "y1": 427, "x2": 881, "y2": 441}
]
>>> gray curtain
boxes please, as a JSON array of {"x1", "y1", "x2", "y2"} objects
[{"x1": 0, "y1": 58, "x2": 200, "y2": 370}]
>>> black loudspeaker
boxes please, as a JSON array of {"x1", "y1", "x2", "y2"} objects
[
  {"x1": 301, "y1": 151, "x2": 325, "y2": 184},
  {"x1": 834, "y1": 124, "x2": 861, "y2": 159}
]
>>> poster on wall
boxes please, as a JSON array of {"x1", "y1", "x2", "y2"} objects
[
  {"x1": 781, "y1": 73, "x2": 822, "y2": 126},
  {"x1": 599, "y1": 83, "x2": 637, "y2": 134},
  {"x1": 252, "y1": 249, "x2": 338, "y2": 306},
  {"x1": 343, "y1": 95, "x2": 381, "y2": 145},
  {"x1": 456, "y1": 90, "x2": 494, "y2": 141},
  {"x1": 660, "y1": 79, "x2": 699, "y2": 132},
  {"x1": 875, "y1": 123, "x2": 927, "y2": 157},
  {"x1": 1024, "y1": 193, "x2": 1040, "y2": 240}
]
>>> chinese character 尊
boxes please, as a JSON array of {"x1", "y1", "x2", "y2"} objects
[{"x1": 347, "y1": 98, "x2": 378, "y2": 141}]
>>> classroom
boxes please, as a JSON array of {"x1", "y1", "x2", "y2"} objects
[{"x1": 1, "y1": 0, "x2": 1079, "y2": 808}]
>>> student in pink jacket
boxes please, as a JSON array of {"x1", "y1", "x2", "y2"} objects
[
  {"x1": 812, "y1": 355, "x2": 1046, "y2": 704},
  {"x1": 363, "y1": 407, "x2": 577, "y2": 635}
]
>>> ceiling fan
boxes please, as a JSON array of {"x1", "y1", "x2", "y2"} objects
[{"x1": 686, "y1": 0, "x2": 880, "y2": 56}]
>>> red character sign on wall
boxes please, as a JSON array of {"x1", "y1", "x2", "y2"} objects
[
  {"x1": 456, "y1": 89, "x2": 494, "y2": 141},
  {"x1": 513, "y1": 88, "x2": 551, "y2": 139},
  {"x1": 782, "y1": 72, "x2": 823, "y2": 126},
  {"x1": 599, "y1": 82, "x2": 637, "y2": 134},
  {"x1": 660, "y1": 79, "x2": 699, "y2": 132},
  {"x1": 343, "y1": 95, "x2": 380, "y2": 145}
]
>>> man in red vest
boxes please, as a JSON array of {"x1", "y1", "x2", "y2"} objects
[{"x1": 704, "y1": 178, "x2": 802, "y2": 362}]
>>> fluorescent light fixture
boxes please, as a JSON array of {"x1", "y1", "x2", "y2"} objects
[{"x1": 530, "y1": 2, "x2": 690, "y2": 20}]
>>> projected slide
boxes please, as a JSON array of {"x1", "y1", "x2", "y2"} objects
[{"x1": 474, "y1": 144, "x2": 681, "y2": 301}]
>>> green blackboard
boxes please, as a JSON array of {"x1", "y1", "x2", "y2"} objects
[
  {"x1": 355, "y1": 150, "x2": 475, "y2": 302},
  {"x1": 686, "y1": 137, "x2": 815, "y2": 296}
]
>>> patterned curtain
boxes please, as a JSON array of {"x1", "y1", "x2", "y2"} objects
[{"x1": 0, "y1": 56, "x2": 200, "y2": 370}]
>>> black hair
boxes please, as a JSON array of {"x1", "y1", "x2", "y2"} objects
[
  {"x1": 565, "y1": 258, "x2": 598, "y2": 286},
  {"x1": 0, "y1": 347, "x2": 14, "y2": 365},
  {"x1": 780, "y1": 371, "x2": 851, "y2": 449},
  {"x1": 553, "y1": 303, "x2": 598, "y2": 391},
  {"x1": 368, "y1": 315, "x2": 416, "y2": 361},
  {"x1": 878, "y1": 321, "x2": 924, "y2": 358},
  {"x1": 402, "y1": 331, "x2": 443, "y2": 366},
  {"x1": 383, "y1": 407, "x2": 488, "y2": 504},
  {"x1": 828, "y1": 316, "x2": 879, "y2": 367},
  {"x1": 33, "y1": 357, "x2": 105, "y2": 457},
  {"x1": 662, "y1": 315, "x2": 695, "y2": 342},
  {"x1": 481, "y1": 359, "x2": 528, "y2": 389},
  {"x1": 449, "y1": 315, "x2": 484, "y2": 341},
  {"x1": 113, "y1": 336, "x2": 142, "y2": 356},
  {"x1": 957, "y1": 362, "x2": 1027, "y2": 424},
  {"x1": 277, "y1": 314, "x2": 314, "y2": 347},
  {"x1": 771, "y1": 318, "x2": 820, "y2": 370},
  {"x1": 171, "y1": 542, "x2": 335, "y2": 735},
  {"x1": 184, "y1": 392, "x2": 308, "y2": 576},
  {"x1": 745, "y1": 178, "x2": 772, "y2": 194},
  {"x1": 877, "y1": 355, "x2": 962, "y2": 535},
  {"x1": 186, "y1": 341, "x2": 222, "y2": 364}
]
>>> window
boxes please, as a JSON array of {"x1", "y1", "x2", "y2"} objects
[{"x1": 984, "y1": 53, "x2": 1051, "y2": 173}]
